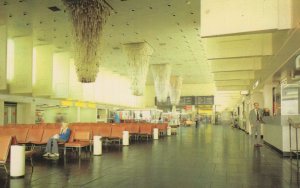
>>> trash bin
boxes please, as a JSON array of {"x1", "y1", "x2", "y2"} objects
[
  {"x1": 167, "y1": 126, "x2": 171, "y2": 136},
  {"x1": 93, "y1": 136, "x2": 102, "y2": 156},
  {"x1": 10, "y1": 145, "x2": 25, "y2": 178},
  {"x1": 153, "y1": 128, "x2": 159, "y2": 140},
  {"x1": 123, "y1": 131, "x2": 129, "y2": 146}
]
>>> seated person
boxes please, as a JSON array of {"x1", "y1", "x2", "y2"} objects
[
  {"x1": 43, "y1": 122, "x2": 71, "y2": 157},
  {"x1": 263, "y1": 108, "x2": 270, "y2": 116}
]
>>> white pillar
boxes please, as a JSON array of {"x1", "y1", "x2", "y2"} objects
[
  {"x1": 0, "y1": 25, "x2": 7, "y2": 90},
  {"x1": 122, "y1": 131, "x2": 129, "y2": 146},
  {"x1": 10, "y1": 145, "x2": 25, "y2": 177},
  {"x1": 93, "y1": 136, "x2": 102, "y2": 156},
  {"x1": 10, "y1": 36, "x2": 33, "y2": 94},
  {"x1": 153, "y1": 128, "x2": 159, "y2": 140},
  {"x1": 33, "y1": 45, "x2": 54, "y2": 96}
]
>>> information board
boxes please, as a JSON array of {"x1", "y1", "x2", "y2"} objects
[
  {"x1": 156, "y1": 96, "x2": 214, "y2": 107},
  {"x1": 195, "y1": 96, "x2": 214, "y2": 105}
]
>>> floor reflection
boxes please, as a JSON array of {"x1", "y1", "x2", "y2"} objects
[{"x1": 1, "y1": 125, "x2": 300, "y2": 187}]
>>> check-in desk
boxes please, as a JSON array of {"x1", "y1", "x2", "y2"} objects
[{"x1": 263, "y1": 115, "x2": 300, "y2": 156}]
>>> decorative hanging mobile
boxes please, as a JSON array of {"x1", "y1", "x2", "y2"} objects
[
  {"x1": 123, "y1": 42, "x2": 153, "y2": 96},
  {"x1": 151, "y1": 64, "x2": 171, "y2": 102},
  {"x1": 62, "y1": 0, "x2": 112, "y2": 83}
]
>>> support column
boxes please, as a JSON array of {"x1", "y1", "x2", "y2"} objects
[
  {"x1": 17, "y1": 102, "x2": 36, "y2": 124},
  {"x1": 24, "y1": 103, "x2": 36, "y2": 124}
]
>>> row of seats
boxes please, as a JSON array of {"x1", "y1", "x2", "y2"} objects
[
  {"x1": 0, "y1": 123, "x2": 169, "y2": 174},
  {"x1": 0, "y1": 122, "x2": 168, "y2": 140},
  {"x1": 0, "y1": 123, "x2": 169, "y2": 156}
]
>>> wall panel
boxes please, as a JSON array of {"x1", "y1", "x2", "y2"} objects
[{"x1": 10, "y1": 36, "x2": 32, "y2": 94}]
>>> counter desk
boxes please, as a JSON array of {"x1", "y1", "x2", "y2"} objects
[{"x1": 263, "y1": 115, "x2": 300, "y2": 156}]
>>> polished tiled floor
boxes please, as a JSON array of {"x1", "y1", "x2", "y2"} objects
[{"x1": 1, "y1": 124, "x2": 300, "y2": 188}]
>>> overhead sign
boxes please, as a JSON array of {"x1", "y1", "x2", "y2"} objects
[
  {"x1": 156, "y1": 96, "x2": 214, "y2": 107},
  {"x1": 195, "y1": 96, "x2": 214, "y2": 105}
]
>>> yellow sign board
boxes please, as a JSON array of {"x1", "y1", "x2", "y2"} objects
[{"x1": 61, "y1": 100, "x2": 73, "y2": 106}]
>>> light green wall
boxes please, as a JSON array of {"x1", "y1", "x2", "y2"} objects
[
  {"x1": 42, "y1": 106, "x2": 97, "y2": 123},
  {"x1": 43, "y1": 107, "x2": 78, "y2": 123},
  {"x1": 80, "y1": 108, "x2": 97, "y2": 122}
]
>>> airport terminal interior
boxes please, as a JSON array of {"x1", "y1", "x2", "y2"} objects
[{"x1": 1, "y1": 0, "x2": 300, "y2": 187}]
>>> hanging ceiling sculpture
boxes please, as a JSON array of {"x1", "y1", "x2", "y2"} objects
[
  {"x1": 151, "y1": 64, "x2": 171, "y2": 102},
  {"x1": 62, "y1": 0, "x2": 111, "y2": 83},
  {"x1": 169, "y1": 75, "x2": 183, "y2": 106},
  {"x1": 123, "y1": 42, "x2": 153, "y2": 96}
]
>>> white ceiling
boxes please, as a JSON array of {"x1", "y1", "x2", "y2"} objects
[
  {"x1": 0, "y1": 0, "x2": 211, "y2": 85},
  {"x1": 0, "y1": 0, "x2": 287, "y2": 110}
]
